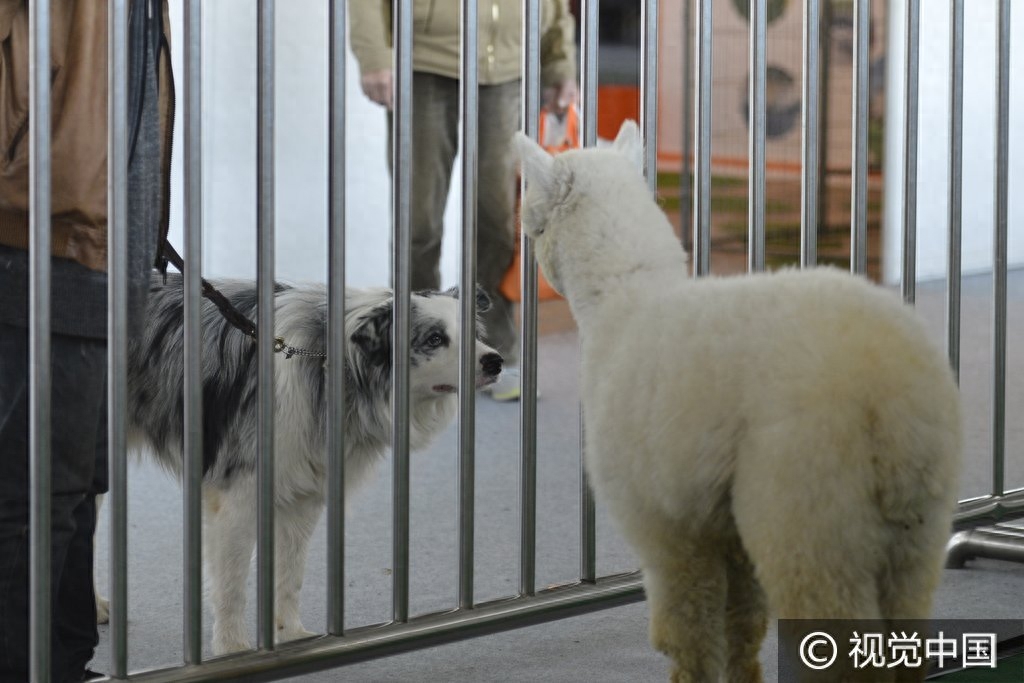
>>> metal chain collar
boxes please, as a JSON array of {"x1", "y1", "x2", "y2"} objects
[
  {"x1": 273, "y1": 337, "x2": 328, "y2": 360},
  {"x1": 162, "y1": 239, "x2": 326, "y2": 362}
]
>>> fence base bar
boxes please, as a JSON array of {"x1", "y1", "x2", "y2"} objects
[
  {"x1": 946, "y1": 525, "x2": 1024, "y2": 569},
  {"x1": 953, "y1": 489, "x2": 1024, "y2": 531},
  {"x1": 108, "y1": 572, "x2": 644, "y2": 682}
]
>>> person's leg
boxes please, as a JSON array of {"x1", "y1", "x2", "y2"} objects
[
  {"x1": 0, "y1": 324, "x2": 32, "y2": 683},
  {"x1": 49, "y1": 335, "x2": 106, "y2": 683},
  {"x1": 387, "y1": 72, "x2": 460, "y2": 291},
  {"x1": 54, "y1": 494, "x2": 99, "y2": 678},
  {"x1": 55, "y1": 389, "x2": 107, "y2": 678},
  {"x1": 477, "y1": 80, "x2": 522, "y2": 366},
  {"x1": 0, "y1": 324, "x2": 106, "y2": 683}
]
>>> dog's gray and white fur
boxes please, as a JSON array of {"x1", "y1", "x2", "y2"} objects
[{"x1": 123, "y1": 273, "x2": 502, "y2": 654}]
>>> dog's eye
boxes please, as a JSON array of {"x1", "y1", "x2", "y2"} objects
[{"x1": 426, "y1": 332, "x2": 446, "y2": 348}]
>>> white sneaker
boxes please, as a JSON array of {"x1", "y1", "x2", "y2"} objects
[{"x1": 484, "y1": 365, "x2": 521, "y2": 402}]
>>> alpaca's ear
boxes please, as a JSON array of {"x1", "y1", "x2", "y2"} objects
[
  {"x1": 612, "y1": 120, "x2": 644, "y2": 174},
  {"x1": 513, "y1": 131, "x2": 554, "y2": 192}
]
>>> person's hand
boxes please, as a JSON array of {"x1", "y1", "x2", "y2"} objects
[
  {"x1": 361, "y1": 69, "x2": 394, "y2": 110},
  {"x1": 542, "y1": 79, "x2": 578, "y2": 116}
]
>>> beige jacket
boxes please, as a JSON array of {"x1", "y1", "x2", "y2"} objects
[
  {"x1": 0, "y1": 0, "x2": 173, "y2": 273},
  {"x1": 350, "y1": 0, "x2": 576, "y2": 88}
]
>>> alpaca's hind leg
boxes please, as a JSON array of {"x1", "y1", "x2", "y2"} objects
[
  {"x1": 642, "y1": 541, "x2": 728, "y2": 683},
  {"x1": 724, "y1": 543, "x2": 767, "y2": 683},
  {"x1": 733, "y1": 449, "x2": 892, "y2": 681},
  {"x1": 751, "y1": 548, "x2": 891, "y2": 683},
  {"x1": 205, "y1": 485, "x2": 257, "y2": 655},
  {"x1": 731, "y1": 422, "x2": 892, "y2": 622},
  {"x1": 878, "y1": 527, "x2": 948, "y2": 683},
  {"x1": 274, "y1": 492, "x2": 323, "y2": 644},
  {"x1": 877, "y1": 526, "x2": 947, "y2": 625}
]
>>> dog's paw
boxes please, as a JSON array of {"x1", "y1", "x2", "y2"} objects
[
  {"x1": 95, "y1": 594, "x2": 109, "y2": 625},
  {"x1": 212, "y1": 633, "x2": 252, "y2": 656},
  {"x1": 275, "y1": 625, "x2": 317, "y2": 645}
]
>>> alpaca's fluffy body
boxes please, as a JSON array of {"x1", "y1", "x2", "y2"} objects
[{"x1": 515, "y1": 123, "x2": 962, "y2": 682}]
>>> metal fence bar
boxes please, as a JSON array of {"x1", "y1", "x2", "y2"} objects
[
  {"x1": 578, "y1": 0, "x2": 599, "y2": 585},
  {"x1": 124, "y1": 573, "x2": 644, "y2": 683},
  {"x1": 748, "y1": 0, "x2": 766, "y2": 273},
  {"x1": 108, "y1": 0, "x2": 130, "y2": 676},
  {"x1": 640, "y1": 0, "x2": 659, "y2": 190},
  {"x1": 850, "y1": 0, "x2": 869, "y2": 275},
  {"x1": 800, "y1": 0, "x2": 820, "y2": 269},
  {"x1": 692, "y1": 0, "x2": 713, "y2": 277},
  {"x1": 519, "y1": 0, "x2": 541, "y2": 598},
  {"x1": 392, "y1": 0, "x2": 414, "y2": 623},
  {"x1": 457, "y1": 0, "x2": 479, "y2": 611},
  {"x1": 992, "y1": 0, "x2": 1010, "y2": 497},
  {"x1": 679, "y1": 0, "x2": 693, "y2": 252},
  {"x1": 579, "y1": 0, "x2": 599, "y2": 149},
  {"x1": 29, "y1": 0, "x2": 52, "y2": 679},
  {"x1": 256, "y1": 0, "x2": 277, "y2": 650},
  {"x1": 954, "y1": 490, "x2": 1024, "y2": 530},
  {"x1": 900, "y1": 0, "x2": 919, "y2": 304},
  {"x1": 946, "y1": 527, "x2": 1024, "y2": 569},
  {"x1": 946, "y1": 0, "x2": 963, "y2": 381},
  {"x1": 182, "y1": 0, "x2": 204, "y2": 664},
  {"x1": 326, "y1": 0, "x2": 347, "y2": 637}
]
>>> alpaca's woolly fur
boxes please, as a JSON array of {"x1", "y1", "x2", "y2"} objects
[
  {"x1": 124, "y1": 274, "x2": 502, "y2": 654},
  {"x1": 514, "y1": 121, "x2": 962, "y2": 682}
]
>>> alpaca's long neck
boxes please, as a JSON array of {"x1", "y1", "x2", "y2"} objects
[
  {"x1": 558, "y1": 203, "x2": 688, "y2": 324},
  {"x1": 564, "y1": 260, "x2": 684, "y2": 334}
]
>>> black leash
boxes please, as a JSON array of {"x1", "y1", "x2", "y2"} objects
[{"x1": 160, "y1": 239, "x2": 326, "y2": 360}]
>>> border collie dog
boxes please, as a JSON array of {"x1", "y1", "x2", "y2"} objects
[{"x1": 124, "y1": 273, "x2": 502, "y2": 654}]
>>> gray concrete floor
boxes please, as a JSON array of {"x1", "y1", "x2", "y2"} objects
[{"x1": 93, "y1": 272, "x2": 1024, "y2": 681}]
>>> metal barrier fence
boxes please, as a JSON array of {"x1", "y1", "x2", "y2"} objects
[{"x1": 17, "y1": 0, "x2": 1017, "y2": 680}]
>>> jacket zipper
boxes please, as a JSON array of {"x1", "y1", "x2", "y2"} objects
[
  {"x1": 6, "y1": 67, "x2": 59, "y2": 165},
  {"x1": 6, "y1": 120, "x2": 27, "y2": 164}
]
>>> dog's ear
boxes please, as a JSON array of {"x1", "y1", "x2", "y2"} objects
[
  {"x1": 350, "y1": 299, "x2": 393, "y2": 366},
  {"x1": 612, "y1": 120, "x2": 644, "y2": 175},
  {"x1": 475, "y1": 284, "x2": 491, "y2": 313},
  {"x1": 441, "y1": 285, "x2": 492, "y2": 314}
]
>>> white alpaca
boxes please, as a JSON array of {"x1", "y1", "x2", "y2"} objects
[{"x1": 514, "y1": 121, "x2": 962, "y2": 683}]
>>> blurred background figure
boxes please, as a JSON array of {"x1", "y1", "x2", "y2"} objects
[{"x1": 350, "y1": 0, "x2": 577, "y2": 401}]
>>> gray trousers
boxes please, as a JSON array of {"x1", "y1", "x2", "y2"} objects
[{"x1": 390, "y1": 73, "x2": 520, "y2": 363}]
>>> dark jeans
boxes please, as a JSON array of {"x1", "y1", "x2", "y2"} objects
[
  {"x1": 0, "y1": 323, "x2": 107, "y2": 683},
  {"x1": 389, "y1": 73, "x2": 521, "y2": 363}
]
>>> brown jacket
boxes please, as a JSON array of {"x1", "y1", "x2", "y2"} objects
[
  {"x1": 350, "y1": 0, "x2": 576, "y2": 88},
  {"x1": 0, "y1": 0, "x2": 172, "y2": 273}
]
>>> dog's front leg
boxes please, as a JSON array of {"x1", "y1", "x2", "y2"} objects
[
  {"x1": 274, "y1": 492, "x2": 322, "y2": 645},
  {"x1": 205, "y1": 486, "x2": 257, "y2": 655},
  {"x1": 95, "y1": 493, "x2": 109, "y2": 624}
]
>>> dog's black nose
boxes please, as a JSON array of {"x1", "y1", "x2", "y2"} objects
[{"x1": 480, "y1": 352, "x2": 503, "y2": 376}]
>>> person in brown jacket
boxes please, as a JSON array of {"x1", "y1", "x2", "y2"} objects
[
  {"x1": 0, "y1": 2, "x2": 172, "y2": 681},
  {"x1": 349, "y1": 0, "x2": 577, "y2": 401}
]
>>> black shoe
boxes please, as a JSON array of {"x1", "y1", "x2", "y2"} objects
[{"x1": 81, "y1": 670, "x2": 105, "y2": 681}]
